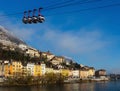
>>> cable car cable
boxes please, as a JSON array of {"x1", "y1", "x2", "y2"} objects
[
  {"x1": 44, "y1": 0, "x2": 102, "y2": 11},
  {"x1": 0, "y1": 0, "x2": 101, "y2": 18},
  {"x1": 0, "y1": 1, "x2": 120, "y2": 22},
  {"x1": 45, "y1": 2, "x2": 120, "y2": 16}
]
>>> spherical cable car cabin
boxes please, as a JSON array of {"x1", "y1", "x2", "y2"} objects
[
  {"x1": 32, "y1": 9, "x2": 38, "y2": 23},
  {"x1": 27, "y1": 10, "x2": 32, "y2": 24},
  {"x1": 22, "y1": 11, "x2": 28, "y2": 24},
  {"x1": 37, "y1": 8, "x2": 45, "y2": 23}
]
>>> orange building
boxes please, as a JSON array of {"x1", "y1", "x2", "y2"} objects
[{"x1": 4, "y1": 62, "x2": 12, "y2": 77}]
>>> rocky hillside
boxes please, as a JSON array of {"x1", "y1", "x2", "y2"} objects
[{"x1": 0, "y1": 26, "x2": 26, "y2": 45}]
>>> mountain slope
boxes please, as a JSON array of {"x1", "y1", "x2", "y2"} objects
[{"x1": 0, "y1": 26, "x2": 26, "y2": 45}]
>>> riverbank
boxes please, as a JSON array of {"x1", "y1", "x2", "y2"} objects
[{"x1": 0, "y1": 75, "x2": 110, "y2": 86}]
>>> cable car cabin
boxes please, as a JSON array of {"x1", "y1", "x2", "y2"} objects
[
  {"x1": 38, "y1": 8, "x2": 45, "y2": 23},
  {"x1": 32, "y1": 9, "x2": 38, "y2": 23},
  {"x1": 27, "y1": 10, "x2": 32, "y2": 24},
  {"x1": 38, "y1": 15, "x2": 45, "y2": 23},
  {"x1": 27, "y1": 16, "x2": 32, "y2": 24},
  {"x1": 22, "y1": 11, "x2": 28, "y2": 24},
  {"x1": 22, "y1": 17, "x2": 27, "y2": 24},
  {"x1": 32, "y1": 16, "x2": 38, "y2": 23}
]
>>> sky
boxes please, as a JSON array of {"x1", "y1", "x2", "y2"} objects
[{"x1": 0, "y1": 0, "x2": 120, "y2": 74}]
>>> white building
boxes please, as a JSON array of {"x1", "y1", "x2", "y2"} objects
[
  {"x1": 51, "y1": 56, "x2": 64, "y2": 65},
  {"x1": 41, "y1": 63, "x2": 46, "y2": 75},
  {"x1": 42, "y1": 51, "x2": 55, "y2": 61},
  {"x1": 25, "y1": 47, "x2": 40, "y2": 57},
  {"x1": 27, "y1": 63, "x2": 35, "y2": 76},
  {"x1": 72, "y1": 70, "x2": 80, "y2": 78}
]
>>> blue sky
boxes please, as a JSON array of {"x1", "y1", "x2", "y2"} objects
[{"x1": 0, "y1": 0, "x2": 120, "y2": 73}]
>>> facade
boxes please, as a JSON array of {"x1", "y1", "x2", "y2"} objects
[
  {"x1": 41, "y1": 63, "x2": 46, "y2": 76},
  {"x1": 34, "y1": 64, "x2": 41, "y2": 76},
  {"x1": 11, "y1": 61, "x2": 22, "y2": 77},
  {"x1": 95, "y1": 69, "x2": 106, "y2": 77},
  {"x1": 79, "y1": 66, "x2": 95, "y2": 79},
  {"x1": 51, "y1": 56, "x2": 64, "y2": 65},
  {"x1": 46, "y1": 67, "x2": 54, "y2": 74},
  {"x1": 60, "y1": 69, "x2": 70, "y2": 77},
  {"x1": 25, "y1": 47, "x2": 40, "y2": 57},
  {"x1": 22, "y1": 66, "x2": 28, "y2": 76},
  {"x1": 79, "y1": 69, "x2": 89, "y2": 79},
  {"x1": 4, "y1": 63, "x2": 10, "y2": 77},
  {"x1": 88, "y1": 67, "x2": 95, "y2": 77},
  {"x1": 71, "y1": 70, "x2": 80, "y2": 78},
  {"x1": 27, "y1": 63, "x2": 34, "y2": 76},
  {"x1": 42, "y1": 51, "x2": 55, "y2": 61}
]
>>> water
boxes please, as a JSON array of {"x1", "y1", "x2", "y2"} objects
[{"x1": 0, "y1": 81, "x2": 120, "y2": 91}]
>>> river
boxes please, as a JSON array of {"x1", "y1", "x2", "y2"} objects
[{"x1": 0, "y1": 81, "x2": 120, "y2": 91}]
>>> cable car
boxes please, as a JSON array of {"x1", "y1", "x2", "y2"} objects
[
  {"x1": 27, "y1": 10, "x2": 32, "y2": 24},
  {"x1": 22, "y1": 11, "x2": 28, "y2": 24},
  {"x1": 32, "y1": 9, "x2": 38, "y2": 23},
  {"x1": 37, "y1": 8, "x2": 45, "y2": 23}
]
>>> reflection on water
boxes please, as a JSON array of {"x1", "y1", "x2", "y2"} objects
[{"x1": 0, "y1": 81, "x2": 120, "y2": 91}]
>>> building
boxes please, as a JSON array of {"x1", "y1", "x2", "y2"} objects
[
  {"x1": 4, "y1": 63, "x2": 10, "y2": 77},
  {"x1": 11, "y1": 61, "x2": 23, "y2": 77},
  {"x1": 41, "y1": 63, "x2": 46, "y2": 76},
  {"x1": 88, "y1": 67, "x2": 95, "y2": 77},
  {"x1": 22, "y1": 66, "x2": 28, "y2": 76},
  {"x1": 27, "y1": 63, "x2": 34, "y2": 76},
  {"x1": 51, "y1": 56, "x2": 64, "y2": 65},
  {"x1": 71, "y1": 70, "x2": 80, "y2": 78},
  {"x1": 79, "y1": 69, "x2": 89, "y2": 79},
  {"x1": 60, "y1": 69, "x2": 70, "y2": 77},
  {"x1": 42, "y1": 51, "x2": 55, "y2": 61},
  {"x1": 95, "y1": 69, "x2": 106, "y2": 77},
  {"x1": 25, "y1": 47, "x2": 40, "y2": 57},
  {"x1": 34, "y1": 64, "x2": 41, "y2": 76},
  {"x1": 45, "y1": 67, "x2": 54, "y2": 74},
  {"x1": 79, "y1": 66, "x2": 95, "y2": 79}
]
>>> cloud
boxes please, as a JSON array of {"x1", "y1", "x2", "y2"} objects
[
  {"x1": 10, "y1": 27, "x2": 35, "y2": 41},
  {"x1": 0, "y1": 12, "x2": 36, "y2": 41},
  {"x1": 40, "y1": 28, "x2": 109, "y2": 54}
]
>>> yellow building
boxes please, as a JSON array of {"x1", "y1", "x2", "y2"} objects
[
  {"x1": 3, "y1": 61, "x2": 13, "y2": 77},
  {"x1": 9, "y1": 65, "x2": 13, "y2": 77},
  {"x1": 88, "y1": 67, "x2": 95, "y2": 77},
  {"x1": 11, "y1": 61, "x2": 22, "y2": 77},
  {"x1": 79, "y1": 66, "x2": 95, "y2": 79},
  {"x1": 79, "y1": 69, "x2": 89, "y2": 79},
  {"x1": 33, "y1": 63, "x2": 46, "y2": 77},
  {"x1": 34, "y1": 64, "x2": 41, "y2": 76},
  {"x1": 60, "y1": 69, "x2": 70, "y2": 77}
]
